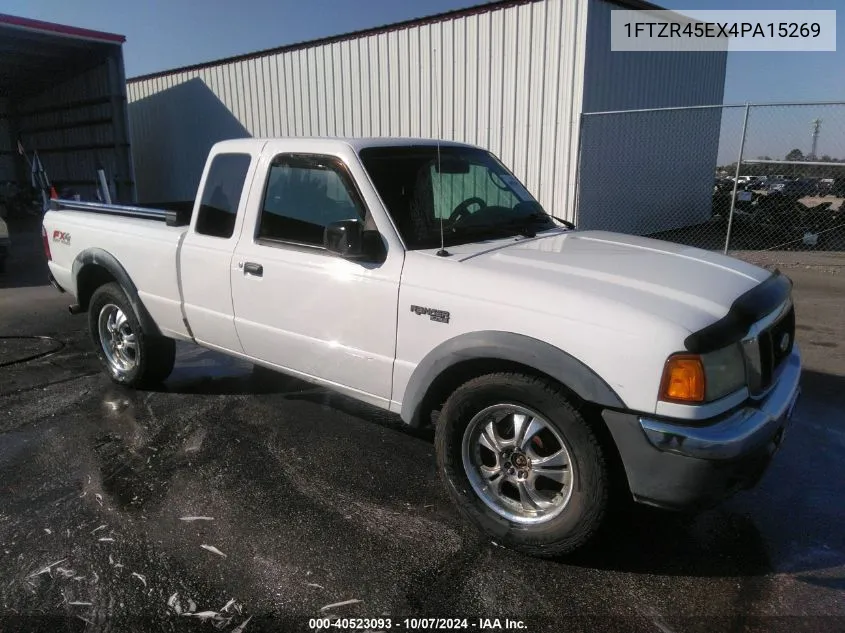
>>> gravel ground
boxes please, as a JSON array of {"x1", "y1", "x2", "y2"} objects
[{"x1": 732, "y1": 250, "x2": 845, "y2": 276}]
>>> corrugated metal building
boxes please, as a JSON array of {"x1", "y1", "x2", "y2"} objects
[
  {"x1": 126, "y1": 0, "x2": 726, "y2": 231},
  {"x1": 0, "y1": 14, "x2": 134, "y2": 202}
]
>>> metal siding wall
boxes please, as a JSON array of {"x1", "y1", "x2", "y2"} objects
[
  {"x1": 577, "y1": 0, "x2": 727, "y2": 233},
  {"x1": 582, "y1": 0, "x2": 727, "y2": 113},
  {"x1": 127, "y1": 0, "x2": 589, "y2": 213},
  {"x1": 556, "y1": 0, "x2": 587, "y2": 217}
]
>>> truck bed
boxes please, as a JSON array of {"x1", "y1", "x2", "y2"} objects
[{"x1": 43, "y1": 202, "x2": 192, "y2": 340}]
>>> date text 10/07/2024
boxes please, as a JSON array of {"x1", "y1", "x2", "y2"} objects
[{"x1": 308, "y1": 617, "x2": 528, "y2": 630}]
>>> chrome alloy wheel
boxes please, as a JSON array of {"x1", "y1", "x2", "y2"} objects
[
  {"x1": 97, "y1": 303, "x2": 138, "y2": 374},
  {"x1": 461, "y1": 404, "x2": 575, "y2": 524}
]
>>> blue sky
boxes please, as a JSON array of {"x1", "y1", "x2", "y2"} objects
[
  {"x1": 664, "y1": 0, "x2": 844, "y2": 163},
  {"x1": 667, "y1": 0, "x2": 844, "y2": 104}
]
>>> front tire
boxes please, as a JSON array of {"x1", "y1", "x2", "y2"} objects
[
  {"x1": 435, "y1": 372, "x2": 609, "y2": 557},
  {"x1": 88, "y1": 282, "x2": 175, "y2": 387}
]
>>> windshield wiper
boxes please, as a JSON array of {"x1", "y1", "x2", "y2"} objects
[
  {"x1": 501, "y1": 213, "x2": 562, "y2": 237},
  {"x1": 444, "y1": 210, "x2": 573, "y2": 244},
  {"x1": 518, "y1": 211, "x2": 575, "y2": 230}
]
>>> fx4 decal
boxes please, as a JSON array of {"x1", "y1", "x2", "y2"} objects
[
  {"x1": 410, "y1": 305, "x2": 450, "y2": 324},
  {"x1": 52, "y1": 230, "x2": 71, "y2": 245}
]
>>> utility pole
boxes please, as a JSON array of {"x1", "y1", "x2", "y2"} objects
[{"x1": 809, "y1": 118, "x2": 822, "y2": 159}]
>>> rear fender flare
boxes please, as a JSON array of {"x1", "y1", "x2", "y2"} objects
[{"x1": 72, "y1": 248, "x2": 162, "y2": 337}]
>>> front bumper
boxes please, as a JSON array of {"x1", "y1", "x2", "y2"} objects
[{"x1": 605, "y1": 346, "x2": 801, "y2": 510}]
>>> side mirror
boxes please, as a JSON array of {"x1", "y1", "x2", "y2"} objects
[
  {"x1": 325, "y1": 219, "x2": 381, "y2": 260},
  {"x1": 324, "y1": 219, "x2": 386, "y2": 262}
]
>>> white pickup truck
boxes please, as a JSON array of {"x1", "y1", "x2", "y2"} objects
[{"x1": 42, "y1": 138, "x2": 801, "y2": 556}]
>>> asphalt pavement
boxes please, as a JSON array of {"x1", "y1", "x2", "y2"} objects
[{"x1": 1, "y1": 220, "x2": 844, "y2": 632}]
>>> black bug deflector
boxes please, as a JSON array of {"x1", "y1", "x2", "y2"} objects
[{"x1": 684, "y1": 270, "x2": 793, "y2": 354}]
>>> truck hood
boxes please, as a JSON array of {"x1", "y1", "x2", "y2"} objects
[{"x1": 447, "y1": 230, "x2": 772, "y2": 335}]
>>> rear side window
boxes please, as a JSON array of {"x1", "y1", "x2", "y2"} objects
[{"x1": 195, "y1": 153, "x2": 252, "y2": 238}]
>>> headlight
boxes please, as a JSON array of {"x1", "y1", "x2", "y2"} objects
[
  {"x1": 659, "y1": 344, "x2": 746, "y2": 404},
  {"x1": 701, "y1": 344, "x2": 746, "y2": 401}
]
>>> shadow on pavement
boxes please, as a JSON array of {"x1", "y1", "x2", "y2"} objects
[
  {"x1": 0, "y1": 217, "x2": 50, "y2": 290},
  {"x1": 149, "y1": 346, "x2": 310, "y2": 396},
  {"x1": 156, "y1": 349, "x2": 435, "y2": 439},
  {"x1": 795, "y1": 575, "x2": 845, "y2": 591},
  {"x1": 567, "y1": 506, "x2": 771, "y2": 578},
  {"x1": 160, "y1": 363, "x2": 306, "y2": 396},
  {"x1": 281, "y1": 387, "x2": 435, "y2": 441},
  {"x1": 798, "y1": 368, "x2": 845, "y2": 411}
]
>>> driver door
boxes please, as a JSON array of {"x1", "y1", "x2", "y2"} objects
[{"x1": 230, "y1": 150, "x2": 402, "y2": 405}]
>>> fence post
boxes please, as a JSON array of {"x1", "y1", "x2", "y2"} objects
[
  {"x1": 724, "y1": 102, "x2": 750, "y2": 254},
  {"x1": 572, "y1": 112, "x2": 585, "y2": 226}
]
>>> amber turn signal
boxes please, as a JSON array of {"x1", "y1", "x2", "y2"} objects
[{"x1": 659, "y1": 354, "x2": 706, "y2": 403}]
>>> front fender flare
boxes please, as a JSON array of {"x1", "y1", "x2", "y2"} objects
[
  {"x1": 399, "y1": 331, "x2": 625, "y2": 427},
  {"x1": 72, "y1": 248, "x2": 162, "y2": 337}
]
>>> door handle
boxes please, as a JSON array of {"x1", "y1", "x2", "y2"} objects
[{"x1": 243, "y1": 262, "x2": 263, "y2": 277}]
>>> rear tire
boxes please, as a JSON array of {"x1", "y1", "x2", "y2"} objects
[
  {"x1": 88, "y1": 282, "x2": 175, "y2": 387},
  {"x1": 435, "y1": 372, "x2": 609, "y2": 557}
]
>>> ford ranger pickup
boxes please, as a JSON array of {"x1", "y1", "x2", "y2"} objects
[{"x1": 41, "y1": 138, "x2": 801, "y2": 556}]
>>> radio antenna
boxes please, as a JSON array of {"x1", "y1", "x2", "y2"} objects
[{"x1": 433, "y1": 47, "x2": 449, "y2": 257}]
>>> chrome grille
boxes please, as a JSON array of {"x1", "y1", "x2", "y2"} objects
[
  {"x1": 747, "y1": 304, "x2": 795, "y2": 396},
  {"x1": 767, "y1": 306, "x2": 795, "y2": 373}
]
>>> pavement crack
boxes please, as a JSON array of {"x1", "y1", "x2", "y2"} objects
[{"x1": 0, "y1": 371, "x2": 100, "y2": 398}]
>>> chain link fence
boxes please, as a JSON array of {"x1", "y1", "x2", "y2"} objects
[{"x1": 576, "y1": 102, "x2": 845, "y2": 256}]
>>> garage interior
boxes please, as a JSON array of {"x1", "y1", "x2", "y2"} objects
[{"x1": 0, "y1": 13, "x2": 134, "y2": 209}]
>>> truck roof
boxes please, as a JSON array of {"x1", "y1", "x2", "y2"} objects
[{"x1": 213, "y1": 137, "x2": 482, "y2": 152}]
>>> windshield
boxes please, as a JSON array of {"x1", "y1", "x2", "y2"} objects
[{"x1": 358, "y1": 145, "x2": 557, "y2": 249}]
